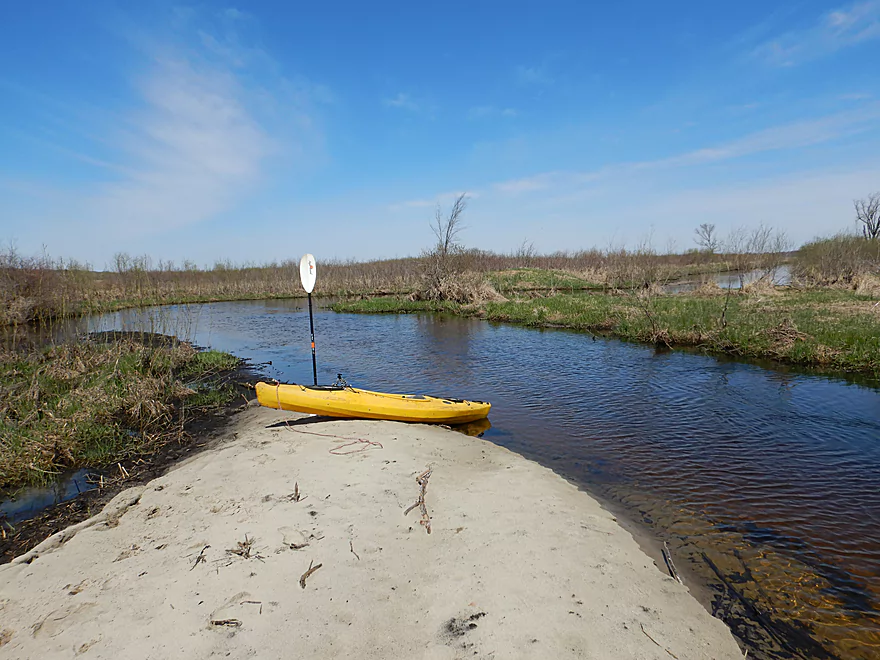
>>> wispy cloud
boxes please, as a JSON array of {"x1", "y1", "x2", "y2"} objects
[
  {"x1": 87, "y1": 55, "x2": 276, "y2": 234},
  {"x1": 222, "y1": 7, "x2": 248, "y2": 21},
  {"x1": 515, "y1": 65, "x2": 553, "y2": 85},
  {"x1": 383, "y1": 92, "x2": 420, "y2": 111},
  {"x1": 485, "y1": 106, "x2": 880, "y2": 202},
  {"x1": 388, "y1": 190, "x2": 477, "y2": 213},
  {"x1": 493, "y1": 171, "x2": 598, "y2": 195},
  {"x1": 752, "y1": 0, "x2": 880, "y2": 66},
  {"x1": 644, "y1": 104, "x2": 880, "y2": 168},
  {"x1": 467, "y1": 105, "x2": 518, "y2": 120},
  {"x1": 2, "y1": 7, "x2": 329, "y2": 249}
]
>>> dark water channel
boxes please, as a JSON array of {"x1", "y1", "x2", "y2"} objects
[{"x1": 19, "y1": 300, "x2": 880, "y2": 658}]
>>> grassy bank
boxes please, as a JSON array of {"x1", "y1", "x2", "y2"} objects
[
  {"x1": 333, "y1": 287, "x2": 880, "y2": 375},
  {"x1": 0, "y1": 335, "x2": 240, "y2": 490},
  {"x1": 2, "y1": 245, "x2": 746, "y2": 327}
]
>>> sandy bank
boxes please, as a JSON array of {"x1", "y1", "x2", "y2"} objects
[{"x1": 0, "y1": 406, "x2": 743, "y2": 659}]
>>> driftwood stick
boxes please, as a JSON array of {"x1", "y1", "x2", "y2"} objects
[
  {"x1": 299, "y1": 560, "x2": 323, "y2": 589},
  {"x1": 190, "y1": 545, "x2": 210, "y2": 570},
  {"x1": 404, "y1": 468, "x2": 433, "y2": 534},
  {"x1": 662, "y1": 541, "x2": 683, "y2": 584},
  {"x1": 640, "y1": 623, "x2": 678, "y2": 659},
  {"x1": 403, "y1": 501, "x2": 420, "y2": 516},
  {"x1": 350, "y1": 540, "x2": 360, "y2": 561}
]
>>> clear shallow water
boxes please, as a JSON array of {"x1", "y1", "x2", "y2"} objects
[{"x1": 70, "y1": 300, "x2": 880, "y2": 658}]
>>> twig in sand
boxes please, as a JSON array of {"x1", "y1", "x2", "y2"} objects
[
  {"x1": 288, "y1": 542, "x2": 309, "y2": 550},
  {"x1": 640, "y1": 623, "x2": 678, "y2": 659},
  {"x1": 350, "y1": 540, "x2": 360, "y2": 560},
  {"x1": 240, "y1": 600, "x2": 263, "y2": 615},
  {"x1": 284, "y1": 482, "x2": 307, "y2": 502},
  {"x1": 211, "y1": 619, "x2": 242, "y2": 627},
  {"x1": 300, "y1": 560, "x2": 323, "y2": 589},
  {"x1": 404, "y1": 468, "x2": 433, "y2": 534},
  {"x1": 662, "y1": 541, "x2": 683, "y2": 584},
  {"x1": 190, "y1": 545, "x2": 210, "y2": 570},
  {"x1": 227, "y1": 535, "x2": 264, "y2": 561}
]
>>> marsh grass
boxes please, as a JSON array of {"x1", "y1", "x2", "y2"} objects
[
  {"x1": 1, "y1": 244, "x2": 741, "y2": 328},
  {"x1": 334, "y1": 288, "x2": 880, "y2": 374},
  {"x1": 0, "y1": 337, "x2": 240, "y2": 490}
]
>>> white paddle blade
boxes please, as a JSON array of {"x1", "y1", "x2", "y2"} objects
[{"x1": 299, "y1": 253, "x2": 317, "y2": 293}]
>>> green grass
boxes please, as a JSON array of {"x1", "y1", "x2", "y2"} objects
[
  {"x1": 181, "y1": 350, "x2": 240, "y2": 376},
  {"x1": 0, "y1": 339, "x2": 240, "y2": 490},
  {"x1": 487, "y1": 268, "x2": 605, "y2": 293},
  {"x1": 334, "y1": 288, "x2": 880, "y2": 375}
]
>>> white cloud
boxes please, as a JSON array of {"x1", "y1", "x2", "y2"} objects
[
  {"x1": 642, "y1": 104, "x2": 880, "y2": 169},
  {"x1": 222, "y1": 7, "x2": 248, "y2": 21},
  {"x1": 515, "y1": 65, "x2": 553, "y2": 85},
  {"x1": 494, "y1": 171, "x2": 599, "y2": 195},
  {"x1": 0, "y1": 7, "x2": 328, "y2": 259},
  {"x1": 388, "y1": 190, "x2": 477, "y2": 213},
  {"x1": 85, "y1": 55, "x2": 276, "y2": 235},
  {"x1": 383, "y1": 92, "x2": 420, "y2": 111},
  {"x1": 752, "y1": 0, "x2": 880, "y2": 65},
  {"x1": 467, "y1": 105, "x2": 518, "y2": 120}
]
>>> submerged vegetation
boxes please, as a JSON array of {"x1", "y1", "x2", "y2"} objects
[{"x1": 0, "y1": 335, "x2": 240, "y2": 490}]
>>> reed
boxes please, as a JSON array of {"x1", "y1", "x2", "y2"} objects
[
  {"x1": 0, "y1": 334, "x2": 240, "y2": 490},
  {"x1": 1, "y1": 245, "x2": 740, "y2": 329}
]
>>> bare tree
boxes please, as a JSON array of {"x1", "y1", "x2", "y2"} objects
[
  {"x1": 416, "y1": 193, "x2": 471, "y2": 301},
  {"x1": 855, "y1": 193, "x2": 880, "y2": 240},
  {"x1": 694, "y1": 223, "x2": 719, "y2": 253},
  {"x1": 431, "y1": 193, "x2": 468, "y2": 258}
]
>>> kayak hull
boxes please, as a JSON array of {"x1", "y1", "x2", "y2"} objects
[{"x1": 255, "y1": 382, "x2": 491, "y2": 424}]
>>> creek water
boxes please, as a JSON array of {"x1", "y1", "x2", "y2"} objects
[
  {"x1": 8, "y1": 298, "x2": 880, "y2": 659},
  {"x1": 663, "y1": 265, "x2": 792, "y2": 294}
]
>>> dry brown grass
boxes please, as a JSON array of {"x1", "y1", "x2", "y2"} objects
[
  {"x1": 0, "y1": 336, "x2": 239, "y2": 489},
  {"x1": 694, "y1": 281, "x2": 726, "y2": 296},
  {"x1": 854, "y1": 273, "x2": 880, "y2": 296},
  {"x1": 411, "y1": 272, "x2": 506, "y2": 305},
  {"x1": 0, "y1": 242, "x2": 744, "y2": 327}
]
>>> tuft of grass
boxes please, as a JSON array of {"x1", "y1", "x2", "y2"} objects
[
  {"x1": 0, "y1": 338, "x2": 240, "y2": 490},
  {"x1": 181, "y1": 350, "x2": 240, "y2": 376}
]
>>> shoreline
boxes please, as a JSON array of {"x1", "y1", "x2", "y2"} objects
[
  {"x1": 331, "y1": 288, "x2": 880, "y2": 377},
  {"x1": 0, "y1": 406, "x2": 744, "y2": 659}
]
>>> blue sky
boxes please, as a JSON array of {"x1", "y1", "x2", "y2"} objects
[{"x1": 2, "y1": 1, "x2": 880, "y2": 268}]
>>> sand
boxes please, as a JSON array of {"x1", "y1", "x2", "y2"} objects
[{"x1": 0, "y1": 405, "x2": 744, "y2": 659}]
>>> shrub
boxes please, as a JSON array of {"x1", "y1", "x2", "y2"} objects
[{"x1": 794, "y1": 233, "x2": 880, "y2": 285}]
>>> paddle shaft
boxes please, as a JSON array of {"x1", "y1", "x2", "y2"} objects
[{"x1": 307, "y1": 292, "x2": 318, "y2": 385}]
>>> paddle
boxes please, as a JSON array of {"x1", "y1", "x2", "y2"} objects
[{"x1": 299, "y1": 253, "x2": 318, "y2": 385}]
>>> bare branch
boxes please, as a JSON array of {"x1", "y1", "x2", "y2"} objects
[
  {"x1": 693, "y1": 223, "x2": 718, "y2": 253},
  {"x1": 855, "y1": 192, "x2": 880, "y2": 240}
]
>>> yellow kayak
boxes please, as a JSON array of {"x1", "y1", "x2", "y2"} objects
[{"x1": 255, "y1": 381, "x2": 491, "y2": 424}]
